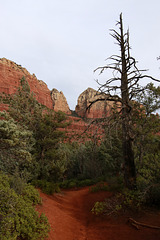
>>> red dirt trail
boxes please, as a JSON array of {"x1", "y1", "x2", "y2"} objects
[{"x1": 37, "y1": 187, "x2": 160, "y2": 240}]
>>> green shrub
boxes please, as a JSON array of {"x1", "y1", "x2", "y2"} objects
[
  {"x1": 9, "y1": 174, "x2": 26, "y2": 195},
  {"x1": 0, "y1": 173, "x2": 50, "y2": 240},
  {"x1": 91, "y1": 189, "x2": 144, "y2": 216},
  {"x1": 22, "y1": 184, "x2": 42, "y2": 205},
  {"x1": 68, "y1": 181, "x2": 77, "y2": 188},
  {"x1": 89, "y1": 182, "x2": 109, "y2": 193},
  {"x1": 58, "y1": 180, "x2": 70, "y2": 189},
  {"x1": 58, "y1": 179, "x2": 78, "y2": 189},
  {"x1": 91, "y1": 201, "x2": 107, "y2": 215},
  {"x1": 59, "y1": 178, "x2": 96, "y2": 189},
  {"x1": 120, "y1": 189, "x2": 143, "y2": 210},
  {"x1": 76, "y1": 179, "x2": 95, "y2": 187},
  {"x1": 32, "y1": 179, "x2": 60, "y2": 195},
  {"x1": 8, "y1": 174, "x2": 42, "y2": 205},
  {"x1": 106, "y1": 176, "x2": 124, "y2": 192}
]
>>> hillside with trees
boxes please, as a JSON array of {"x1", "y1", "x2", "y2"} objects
[{"x1": 0, "y1": 13, "x2": 160, "y2": 240}]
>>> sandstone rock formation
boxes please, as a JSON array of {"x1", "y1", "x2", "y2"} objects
[
  {"x1": 0, "y1": 58, "x2": 53, "y2": 109},
  {"x1": 75, "y1": 87, "x2": 120, "y2": 118},
  {"x1": 0, "y1": 58, "x2": 109, "y2": 140},
  {"x1": 51, "y1": 88, "x2": 71, "y2": 114}
]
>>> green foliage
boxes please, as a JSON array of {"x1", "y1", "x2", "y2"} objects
[
  {"x1": 59, "y1": 178, "x2": 96, "y2": 189},
  {"x1": 67, "y1": 181, "x2": 77, "y2": 188},
  {"x1": 9, "y1": 175, "x2": 42, "y2": 204},
  {"x1": 1, "y1": 77, "x2": 68, "y2": 182},
  {"x1": 135, "y1": 133, "x2": 160, "y2": 208},
  {"x1": 106, "y1": 176, "x2": 124, "y2": 192},
  {"x1": 65, "y1": 140, "x2": 118, "y2": 180},
  {"x1": 89, "y1": 182, "x2": 109, "y2": 193},
  {"x1": 120, "y1": 189, "x2": 143, "y2": 210},
  {"x1": 137, "y1": 153, "x2": 160, "y2": 187},
  {"x1": 0, "y1": 112, "x2": 35, "y2": 180},
  {"x1": 32, "y1": 180, "x2": 60, "y2": 195},
  {"x1": 136, "y1": 83, "x2": 160, "y2": 115},
  {"x1": 91, "y1": 201, "x2": 107, "y2": 215},
  {"x1": 91, "y1": 189, "x2": 143, "y2": 216},
  {"x1": 77, "y1": 179, "x2": 96, "y2": 187},
  {"x1": 0, "y1": 172, "x2": 50, "y2": 240},
  {"x1": 8, "y1": 76, "x2": 45, "y2": 129},
  {"x1": 22, "y1": 184, "x2": 42, "y2": 205},
  {"x1": 34, "y1": 112, "x2": 68, "y2": 181}
]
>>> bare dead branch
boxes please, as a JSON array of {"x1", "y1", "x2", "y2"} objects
[
  {"x1": 85, "y1": 95, "x2": 122, "y2": 115},
  {"x1": 128, "y1": 218, "x2": 160, "y2": 230},
  {"x1": 110, "y1": 29, "x2": 121, "y2": 39},
  {"x1": 138, "y1": 75, "x2": 160, "y2": 83},
  {"x1": 94, "y1": 65, "x2": 122, "y2": 74}
]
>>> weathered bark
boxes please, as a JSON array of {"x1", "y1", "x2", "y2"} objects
[{"x1": 120, "y1": 13, "x2": 136, "y2": 189}]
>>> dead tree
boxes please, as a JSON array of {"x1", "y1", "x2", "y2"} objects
[{"x1": 89, "y1": 13, "x2": 160, "y2": 190}]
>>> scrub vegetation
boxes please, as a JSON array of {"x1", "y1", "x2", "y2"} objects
[{"x1": 0, "y1": 13, "x2": 160, "y2": 239}]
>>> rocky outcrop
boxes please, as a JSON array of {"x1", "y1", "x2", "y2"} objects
[
  {"x1": 0, "y1": 58, "x2": 72, "y2": 114},
  {"x1": 75, "y1": 87, "x2": 121, "y2": 118},
  {"x1": 0, "y1": 58, "x2": 120, "y2": 119},
  {"x1": 51, "y1": 89, "x2": 71, "y2": 114},
  {"x1": 0, "y1": 58, "x2": 53, "y2": 109},
  {"x1": 0, "y1": 58, "x2": 118, "y2": 140}
]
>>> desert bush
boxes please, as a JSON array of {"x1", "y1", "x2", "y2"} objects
[
  {"x1": 136, "y1": 152, "x2": 160, "y2": 207},
  {"x1": 0, "y1": 112, "x2": 35, "y2": 181},
  {"x1": 68, "y1": 180, "x2": 77, "y2": 188},
  {"x1": 65, "y1": 140, "x2": 118, "y2": 181},
  {"x1": 76, "y1": 179, "x2": 96, "y2": 187},
  {"x1": 22, "y1": 184, "x2": 42, "y2": 205},
  {"x1": 137, "y1": 153, "x2": 160, "y2": 186},
  {"x1": 32, "y1": 179, "x2": 60, "y2": 195},
  {"x1": 120, "y1": 189, "x2": 143, "y2": 211},
  {"x1": 91, "y1": 201, "x2": 107, "y2": 215},
  {"x1": 91, "y1": 189, "x2": 143, "y2": 216},
  {"x1": 0, "y1": 172, "x2": 50, "y2": 240},
  {"x1": 59, "y1": 178, "x2": 97, "y2": 189},
  {"x1": 7, "y1": 174, "x2": 42, "y2": 205},
  {"x1": 106, "y1": 175, "x2": 124, "y2": 192},
  {"x1": 89, "y1": 182, "x2": 109, "y2": 193}
]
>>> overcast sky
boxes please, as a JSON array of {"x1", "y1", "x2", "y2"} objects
[{"x1": 0, "y1": 0, "x2": 160, "y2": 110}]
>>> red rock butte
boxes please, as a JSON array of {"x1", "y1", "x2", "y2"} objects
[{"x1": 0, "y1": 58, "x2": 119, "y2": 140}]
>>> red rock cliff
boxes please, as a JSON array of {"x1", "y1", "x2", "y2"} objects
[
  {"x1": 75, "y1": 87, "x2": 121, "y2": 118},
  {"x1": 0, "y1": 58, "x2": 105, "y2": 140},
  {"x1": 51, "y1": 88, "x2": 71, "y2": 114},
  {"x1": 0, "y1": 58, "x2": 53, "y2": 109}
]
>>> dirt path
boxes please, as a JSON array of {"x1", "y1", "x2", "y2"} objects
[{"x1": 37, "y1": 187, "x2": 160, "y2": 240}]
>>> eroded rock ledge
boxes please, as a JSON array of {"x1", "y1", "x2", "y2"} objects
[{"x1": 0, "y1": 58, "x2": 120, "y2": 118}]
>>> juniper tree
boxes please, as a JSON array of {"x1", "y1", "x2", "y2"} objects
[
  {"x1": 1, "y1": 76, "x2": 69, "y2": 181},
  {"x1": 0, "y1": 112, "x2": 34, "y2": 180}
]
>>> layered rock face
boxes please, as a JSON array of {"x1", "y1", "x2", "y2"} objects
[
  {"x1": 51, "y1": 89, "x2": 71, "y2": 114},
  {"x1": 75, "y1": 87, "x2": 120, "y2": 118},
  {"x1": 0, "y1": 58, "x2": 120, "y2": 118},
  {"x1": 0, "y1": 58, "x2": 116, "y2": 140},
  {"x1": 0, "y1": 58, "x2": 53, "y2": 109},
  {"x1": 0, "y1": 58, "x2": 72, "y2": 114}
]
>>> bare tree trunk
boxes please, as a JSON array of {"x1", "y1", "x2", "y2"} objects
[
  {"x1": 93, "y1": 13, "x2": 159, "y2": 189},
  {"x1": 120, "y1": 13, "x2": 136, "y2": 189}
]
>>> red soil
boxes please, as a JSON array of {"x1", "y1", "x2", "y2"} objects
[{"x1": 37, "y1": 187, "x2": 160, "y2": 240}]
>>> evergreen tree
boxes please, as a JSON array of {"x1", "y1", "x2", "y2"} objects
[
  {"x1": 5, "y1": 76, "x2": 68, "y2": 181},
  {"x1": 0, "y1": 112, "x2": 35, "y2": 180}
]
